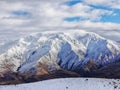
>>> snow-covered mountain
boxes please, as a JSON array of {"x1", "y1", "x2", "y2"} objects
[{"x1": 0, "y1": 30, "x2": 120, "y2": 74}]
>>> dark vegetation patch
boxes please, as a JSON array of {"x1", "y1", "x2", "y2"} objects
[
  {"x1": 0, "y1": 69, "x2": 80, "y2": 85},
  {"x1": 85, "y1": 60, "x2": 120, "y2": 79}
]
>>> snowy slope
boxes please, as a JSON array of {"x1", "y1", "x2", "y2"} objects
[
  {"x1": 0, "y1": 30, "x2": 120, "y2": 73},
  {"x1": 0, "y1": 78, "x2": 120, "y2": 90}
]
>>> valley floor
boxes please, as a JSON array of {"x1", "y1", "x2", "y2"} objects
[{"x1": 0, "y1": 78, "x2": 120, "y2": 90}]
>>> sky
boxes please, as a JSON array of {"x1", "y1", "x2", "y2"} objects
[{"x1": 0, "y1": 0, "x2": 120, "y2": 43}]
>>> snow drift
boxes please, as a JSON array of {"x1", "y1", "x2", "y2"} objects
[{"x1": 0, "y1": 78, "x2": 120, "y2": 90}]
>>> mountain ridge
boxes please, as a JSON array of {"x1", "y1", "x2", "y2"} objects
[{"x1": 0, "y1": 30, "x2": 119, "y2": 74}]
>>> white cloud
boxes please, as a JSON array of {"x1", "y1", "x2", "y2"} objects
[
  {"x1": 0, "y1": 1, "x2": 114, "y2": 28},
  {"x1": 61, "y1": 20, "x2": 120, "y2": 31},
  {"x1": 0, "y1": 0, "x2": 119, "y2": 43}
]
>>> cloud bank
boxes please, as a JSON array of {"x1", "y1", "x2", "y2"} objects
[{"x1": 0, "y1": 0, "x2": 120, "y2": 42}]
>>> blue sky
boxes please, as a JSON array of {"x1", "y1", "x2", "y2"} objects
[
  {"x1": 101, "y1": 10, "x2": 120, "y2": 23},
  {"x1": 12, "y1": 11, "x2": 31, "y2": 16},
  {"x1": 65, "y1": 1, "x2": 81, "y2": 6},
  {"x1": 64, "y1": 16, "x2": 82, "y2": 22},
  {"x1": 64, "y1": 0, "x2": 120, "y2": 23}
]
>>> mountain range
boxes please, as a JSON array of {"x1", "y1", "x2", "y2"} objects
[{"x1": 0, "y1": 30, "x2": 120, "y2": 84}]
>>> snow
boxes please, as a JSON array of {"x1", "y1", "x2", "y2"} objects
[
  {"x1": 0, "y1": 30, "x2": 119, "y2": 73},
  {"x1": 0, "y1": 78, "x2": 120, "y2": 90}
]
